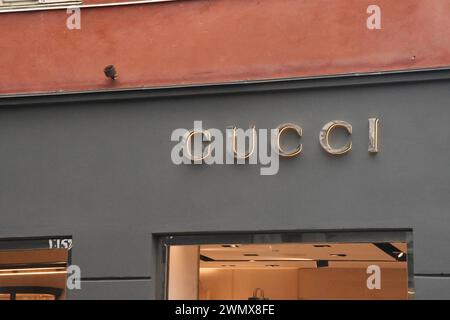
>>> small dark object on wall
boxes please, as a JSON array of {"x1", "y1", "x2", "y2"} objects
[
  {"x1": 316, "y1": 260, "x2": 329, "y2": 268},
  {"x1": 104, "y1": 65, "x2": 118, "y2": 80}
]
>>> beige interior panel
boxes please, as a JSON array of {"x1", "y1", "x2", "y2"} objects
[
  {"x1": 168, "y1": 245, "x2": 200, "y2": 300},
  {"x1": 297, "y1": 268, "x2": 408, "y2": 300},
  {"x1": 0, "y1": 249, "x2": 68, "y2": 266},
  {"x1": 171, "y1": 241, "x2": 409, "y2": 300}
]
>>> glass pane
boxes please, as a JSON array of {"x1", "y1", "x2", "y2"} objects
[
  {"x1": 168, "y1": 240, "x2": 411, "y2": 300},
  {"x1": 0, "y1": 248, "x2": 69, "y2": 300},
  {"x1": 16, "y1": 294, "x2": 55, "y2": 300},
  {"x1": 0, "y1": 294, "x2": 11, "y2": 300}
]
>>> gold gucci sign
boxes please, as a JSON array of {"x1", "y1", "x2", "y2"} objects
[{"x1": 180, "y1": 118, "x2": 380, "y2": 163}]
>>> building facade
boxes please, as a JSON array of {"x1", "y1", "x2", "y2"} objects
[{"x1": 1, "y1": 0, "x2": 450, "y2": 299}]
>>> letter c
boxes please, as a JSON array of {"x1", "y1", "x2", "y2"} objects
[
  {"x1": 183, "y1": 130, "x2": 211, "y2": 162},
  {"x1": 275, "y1": 123, "x2": 303, "y2": 157},
  {"x1": 319, "y1": 120, "x2": 352, "y2": 155}
]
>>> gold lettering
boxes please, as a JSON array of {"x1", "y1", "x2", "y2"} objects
[
  {"x1": 319, "y1": 120, "x2": 352, "y2": 155},
  {"x1": 368, "y1": 118, "x2": 380, "y2": 153},
  {"x1": 231, "y1": 125, "x2": 257, "y2": 159},
  {"x1": 184, "y1": 130, "x2": 211, "y2": 162},
  {"x1": 275, "y1": 123, "x2": 303, "y2": 157}
]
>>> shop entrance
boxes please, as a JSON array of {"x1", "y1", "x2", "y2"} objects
[{"x1": 157, "y1": 230, "x2": 414, "y2": 300}]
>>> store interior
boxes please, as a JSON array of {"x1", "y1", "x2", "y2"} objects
[
  {"x1": 0, "y1": 248, "x2": 69, "y2": 300},
  {"x1": 168, "y1": 242, "x2": 408, "y2": 300}
]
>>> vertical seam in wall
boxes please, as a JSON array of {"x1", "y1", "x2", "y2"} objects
[
  {"x1": 197, "y1": 245, "x2": 200, "y2": 300},
  {"x1": 232, "y1": 269, "x2": 234, "y2": 300}
]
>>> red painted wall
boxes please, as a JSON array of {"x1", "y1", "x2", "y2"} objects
[{"x1": 0, "y1": 0, "x2": 449, "y2": 95}]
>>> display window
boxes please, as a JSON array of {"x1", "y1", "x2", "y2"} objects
[
  {"x1": 159, "y1": 230, "x2": 413, "y2": 300},
  {"x1": 0, "y1": 237, "x2": 72, "y2": 300}
]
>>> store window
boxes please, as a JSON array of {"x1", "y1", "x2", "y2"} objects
[
  {"x1": 158, "y1": 230, "x2": 414, "y2": 300},
  {"x1": 0, "y1": 237, "x2": 72, "y2": 300}
]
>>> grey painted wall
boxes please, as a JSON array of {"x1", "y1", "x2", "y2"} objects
[
  {"x1": 1, "y1": 74, "x2": 449, "y2": 299},
  {"x1": 67, "y1": 280, "x2": 154, "y2": 300}
]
